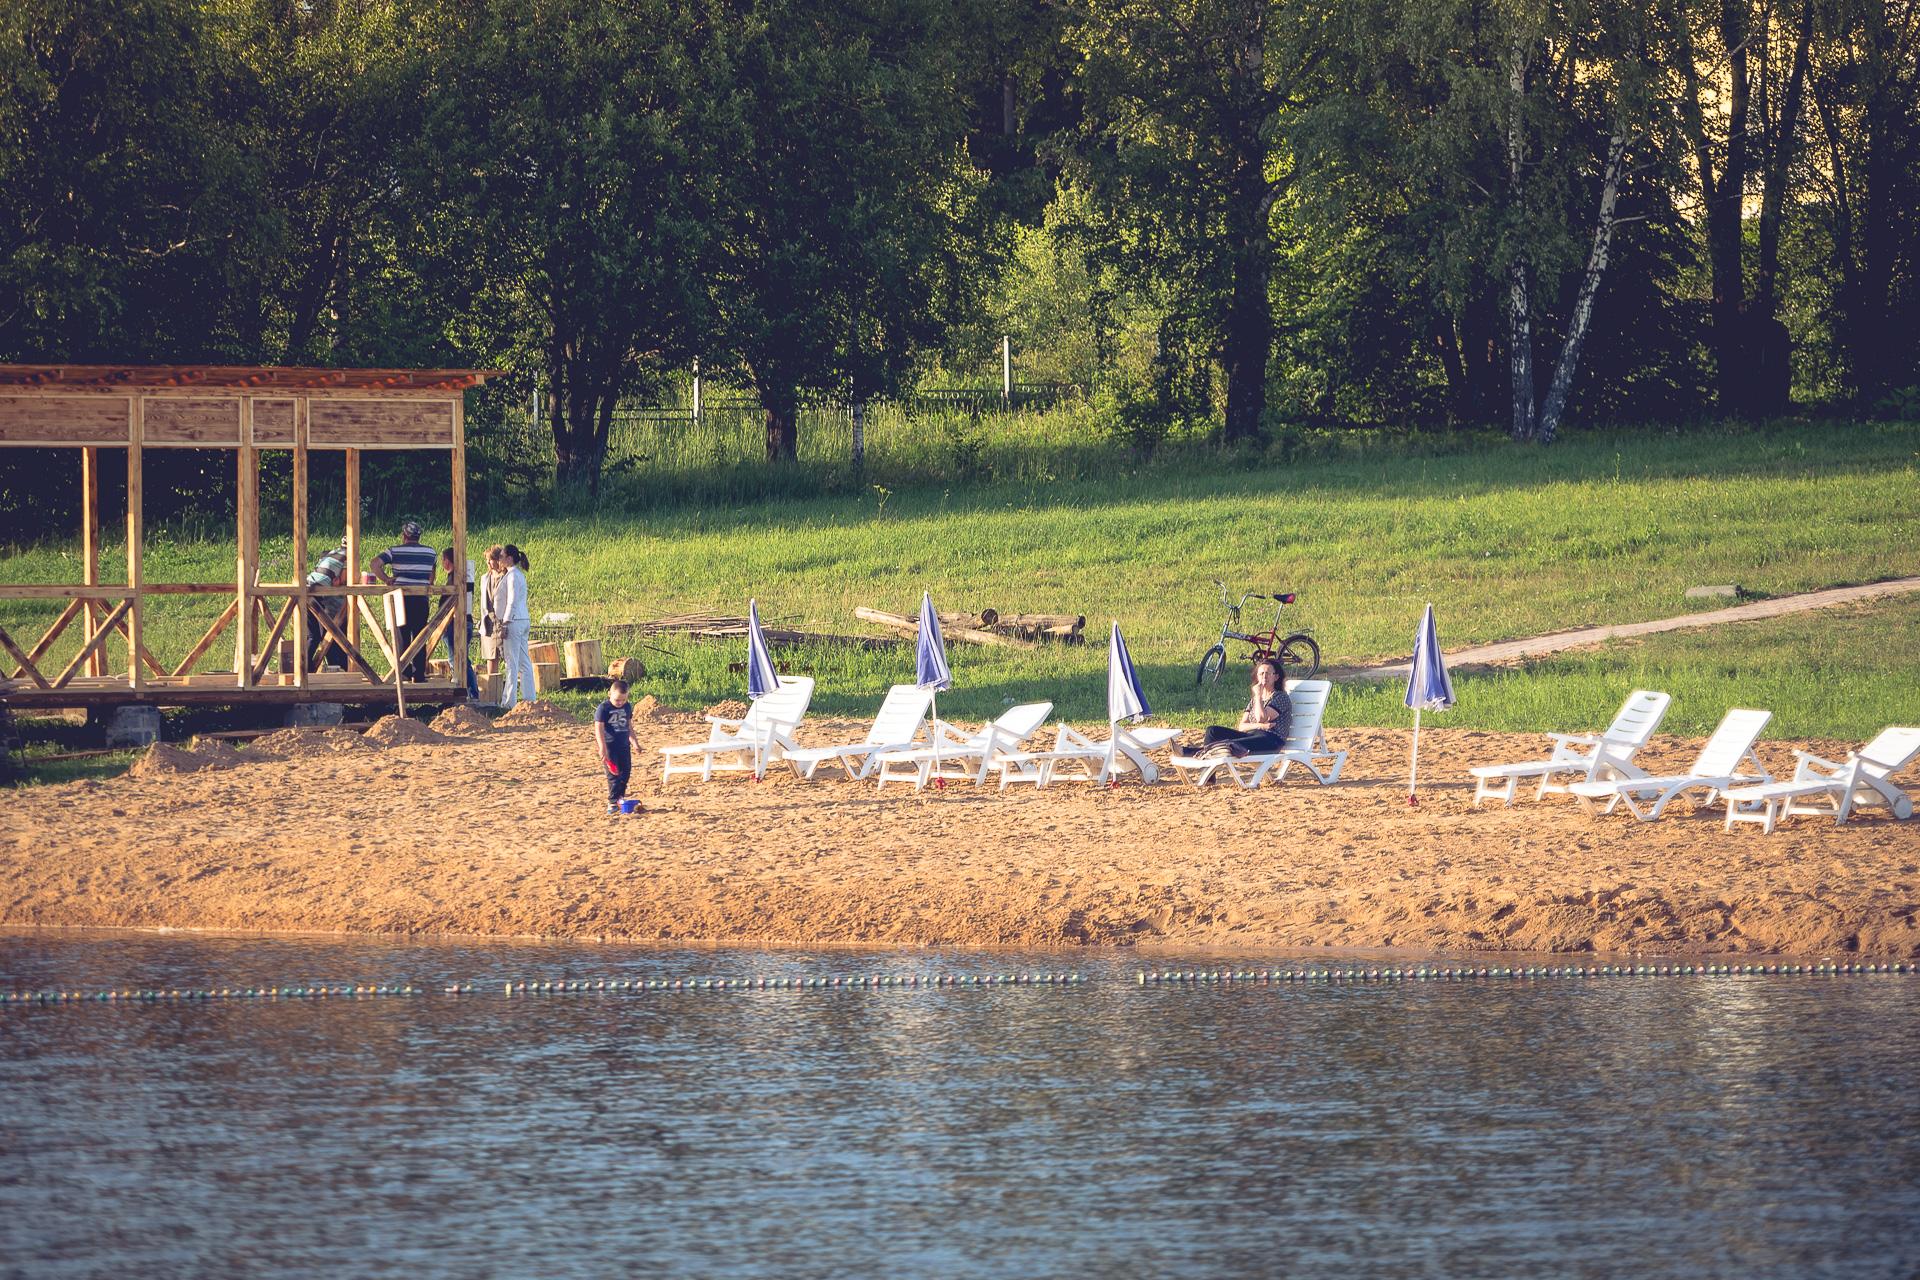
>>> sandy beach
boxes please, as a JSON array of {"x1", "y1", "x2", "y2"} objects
[{"x1": 2, "y1": 704, "x2": 1915, "y2": 957}]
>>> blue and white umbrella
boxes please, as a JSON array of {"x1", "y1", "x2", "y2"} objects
[
  {"x1": 915, "y1": 592, "x2": 953, "y2": 773},
  {"x1": 1404, "y1": 602, "x2": 1455, "y2": 804},
  {"x1": 746, "y1": 598, "x2": 781, "y2": 700},
  {"x1": 1107, "y1": 621, "x2": 1150, "y2": 725}
]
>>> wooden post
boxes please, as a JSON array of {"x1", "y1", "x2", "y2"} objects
[
  {"x1": 344, "y1": 447, "x2": 361, "y2": 649},
  {"x1": 290, "y1": 398, "x2": 309, "y2": 688},
  {"x1": 125, "y1": 399, "x2": 144, "y2": 690},
  {"x1": 690, "y1": 359, "x2": 702, "y2": 421},
  {"x1": 236, "y1": 427, "x2": 259, "y2": 690},
  {"x1": 450, "y1": 394, "x2": 469, "y2": 694},
  {"x1": 1001, "y1": 335, "x2": 1013, "y2": 407},
  {"x1": 81, "y1": 447, "x2": 103, "y2": 676}
]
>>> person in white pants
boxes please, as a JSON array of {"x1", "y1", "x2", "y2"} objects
[{"x1": 489, "y1": 544, "x2": 535, "y2": 708}]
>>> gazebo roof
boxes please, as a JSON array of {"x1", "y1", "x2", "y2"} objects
[{"x1": 0, "y1": 365, "x2": 502, "y2": 392}]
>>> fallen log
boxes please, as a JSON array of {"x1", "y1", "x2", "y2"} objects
[
  {"x1": 995, "y1": 612, "x2": 1084, "y2": 632},
  {"x1": 853, "y1": 606, "x2": 1036, "y2": 650}
]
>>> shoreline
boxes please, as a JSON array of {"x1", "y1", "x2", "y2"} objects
[{"x1": 3, "y1": 715, "x2": 1916, "y2": 959}]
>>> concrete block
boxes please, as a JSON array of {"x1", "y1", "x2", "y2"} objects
[
  {"x1": 284, "y1": 702, "x2": 345, "y2": 728},
  {"x1": 104, "y1": 705, "x2": 162, "y2": 750}
]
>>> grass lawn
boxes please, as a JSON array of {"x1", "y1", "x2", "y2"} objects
[{"x1": 3, "y1": 417, "x2": 1916, "y2": 767}]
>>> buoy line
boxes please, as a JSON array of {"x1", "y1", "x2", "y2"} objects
[
  {"x1": 5, "y1": 963, "x2": 1914, "y2": 1007},
  {"x1": 1135, "y1": 962, "x2": 1919, "y2": 983}
]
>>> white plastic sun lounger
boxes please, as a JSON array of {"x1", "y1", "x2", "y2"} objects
[
  {"x1": 1568, "y1": 707, "x2": 1771, "y2": 820},
  {"x1": 778, "y1": 684, "x2": 935, "y2": 781},
  {"x1": 658, "y1": 676, "x2": 815, "y2": 783},
  {"x1": 995, "y1": 722, "x2": 1184, "y2": 790},
  {"x1": 1722, "y1": 726, "x2": 1920, "y2": 833},
  {"x1": 872, "y1": 701, "x2": 1053, "y2": 791},
  {"x1": 1167, "y1": 679, "x2": 1347, "y2": 789},
  {"x1": 1468, "y1": 689, "x2": 1671, "y2": 805}
]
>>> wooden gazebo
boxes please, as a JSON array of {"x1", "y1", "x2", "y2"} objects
[{"x1": 0, "y1": 365, "x2": 499, "y2": 709}]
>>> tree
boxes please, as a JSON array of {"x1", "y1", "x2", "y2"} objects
[
  {"x1": 706, "y1": 0, "x2": 987, "y2": 462},
  {"x1": 412, "y1": 0, "x2": 712, "y2": 492},
  {"x1": 1063, "y1": 0, "x2": 1309, "y2": 444}
]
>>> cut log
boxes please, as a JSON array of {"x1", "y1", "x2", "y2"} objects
[
  {"x1": 532, "y1": 661, "x2": 565, "y2": 693},
  {"x1": 528, "y1": 641, "x2": 561, "y2": 665},
  {"x1": 609, "y1": 656, "x2": 646, "y2": 682},
  {"x1": 564, "y1": 638, "x2": 603, "y2": 679},
  {"x1": 852, "y1": 606, "x2": 1035, "y2": 649},
  {"x1": 996, "y1": 613, "x2": 1084, "y2": 632}
]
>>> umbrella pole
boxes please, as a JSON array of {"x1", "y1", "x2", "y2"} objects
[
  {"x1": 1409, "y1": 708, "x2": 1421, "y2": 805},
  {"x1": 930, "y1": 690, "x2": 940, "y2": 780}
]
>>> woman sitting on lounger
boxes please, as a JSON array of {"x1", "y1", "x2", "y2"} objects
[{"x1": 1186, "y1": 658, "x2": 1293, "y2": 759}]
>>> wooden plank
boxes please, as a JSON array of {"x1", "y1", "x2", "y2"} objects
[
  {"x1": 308, "y1": 398, "x2": 454, "y2": 448},
  {"x1": 0, "y1": 585, "x2": 126, "y2": 600},
  {"x1": 304, "y1": 599, "x2": 383, "y2": 685},
  {"x1": 236, "y1": 443, "x2": 258, "y2": 688},
  {"x1": 0, "y1": 620, "x2": 51, "y2": 689},
  {"x1": 108, "y1": 614, "x2": 168, "y2": 678},
  {"x1": 450, "y1": 397, "x2": 468, "y2": 687},
  {"x1": 391, "y1": 596, "x2": 456, "y2": 673},
  {"x1": 82, "y1": 447, "x2": 102, "y2": 676},
  {"x1": 291, "y1": 399, "x2": 309, "y2": 688},
  {"x1": 170, "y1": 598, "x2": 240, "y2": 677},
  {"x1": 10, "y1": 599, "x2": 82, "y2": 677},
  {"x1": 345, "y1": 447, "x2": 361, "y2": 649},
  {"x1": 143, "y1": 396, "x2": 241, "y2": 445},
  {"x1": 355, "y1": 597, "x2": 397, "y2": 669},
  {"x1": 248, "y1": 598, "x2": 296, "y2": 685},
  {"x1": 250, "y1": 397, "x2": 296, "y2": 444},
  {"x1": 126, "y1": 398, "x2": 144, "y2": 690},
  {"x1": 53, "y1": 599, "x2": 131, "y2": 688},
  {"x1": 0, "y1": 395, "x2": 131, "y2": 445}
]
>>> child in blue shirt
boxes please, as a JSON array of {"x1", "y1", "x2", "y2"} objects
[{"x1": 595, "y1": 679, "x2": 636, "y2": 813}]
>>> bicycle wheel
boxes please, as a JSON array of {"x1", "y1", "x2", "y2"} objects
[
  {"x1": 1195, "y1": 644, "x2": 1227, "y2": 687},
  {"x1": 1276, "y1": 633, "x2": 1321, "y2": 678}
]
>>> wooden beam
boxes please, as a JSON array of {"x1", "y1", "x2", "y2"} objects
[
  {"x1": 291, "y1": 396, "x2": 309, "y2": 688},
  {"x1": 126, "y1": 398, "x2": 144, "y2": 690},
  {"x1": 108, "y1": 614, "x2": 168, "y2": 679},
  {"x1": 53, "y1": 599, "x2": 132, "y2": 688},
  {"x1": 0, "y1": 585, "x2": 130, "y2": 600},
  {"x1": 170, "y1": 599, "x2": 240, "y2": 677},
  {"x1": 345, "y1": 446, "x2": 361, "y2": 649},
  {"x1": 304, "y1": 599, "x2": 383, "y2": 685},
  {"x1": 391, "y1": 596, "x2": 456, "y2": 674},
  {"x1": 248, "y1": 598, "x2": 296, "y2": 685},
  {"x1": 0, "y1": 620, "x2": 51, "y2": 689},
  {"x1": 9, "y1": 598, "x2": 82, "y2": 677},
  {"x1": 82, "y1": 446, "x2": 102, "y2": 675},
  {"x1": 235, "y1": 439, "x2": 258, "y2": 688},
  {"x1": 355, "y1": 596, "x2": 397, "y2": 669},
  {"x1": 450, "y1": 395, "x2": 468, "y2": 690}
]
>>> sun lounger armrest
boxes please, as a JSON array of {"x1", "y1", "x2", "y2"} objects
[
  {"x1": 1546, "y1": 732, "x2": 1601, "y2": 749},
  {"x1": 1791, "y1": 749, "x2": 1845, "y2": 771},
  {"x1": 705, "y1": 715, "x2": 747, "y2": 731}
]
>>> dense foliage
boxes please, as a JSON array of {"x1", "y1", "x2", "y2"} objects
[{"x1": 2, "y1": 0, "x2": 1916, "y2": 527}]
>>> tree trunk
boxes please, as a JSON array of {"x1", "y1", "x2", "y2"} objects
[
  {"x1": 1221, "y1": 226, "x2": 1272, "y2": 444},
  {"x1": 1507, "y1": 41, "x2": 1535, "y2": 442},
  {"x1": 764, "y1": 391, "x2": 798, "y2": 462},
  {"x1": 1750, "y1": 0, "x2": 1814, "y2": 415},
  {"x1": 1537, "y1": 133, "x2": 1630, "y2": 444},
  {"x1": 1707, "y1": 0, "x2": 1753, "y2": 416}
]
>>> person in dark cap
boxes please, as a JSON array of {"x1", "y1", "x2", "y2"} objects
[{"x1": 372, "y1": 519, "x2": 437, "y2": 682}]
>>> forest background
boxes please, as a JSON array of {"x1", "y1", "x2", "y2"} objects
[{"x1": 1, "y1": 0, "x2": 1916, "y2": 531}]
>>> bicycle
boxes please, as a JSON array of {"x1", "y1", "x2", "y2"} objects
[{"x1": 1196, "y1": 580, "x2": 1321, "y2": 686}]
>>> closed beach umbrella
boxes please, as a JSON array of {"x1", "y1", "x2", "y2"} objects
[
  {"x1": 1404, "y1": 602, "x2": 1455, "y2": 805},
  {"x1": 1107, "y1": 621, "x2": 1150, "y2": 726},
  {"x1": 746, "y1": 598, "x2": 780, "y2": 700},
  {"x1": 916, "y1": 592, "x2": 953, "y2": 774}
]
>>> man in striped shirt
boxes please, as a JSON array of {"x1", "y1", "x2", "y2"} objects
[{"x1": 373, "y1": 520, "x2": 438, "y2": 682}]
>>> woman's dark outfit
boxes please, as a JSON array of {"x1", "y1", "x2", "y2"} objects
[{"x1": 1196, "y1": 688, "x2": 1293, "y2": 757}]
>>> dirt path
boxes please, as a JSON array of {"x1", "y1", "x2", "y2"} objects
[{"x1": 1335, "y1": 575, "x2": 1920, "y2": 683}]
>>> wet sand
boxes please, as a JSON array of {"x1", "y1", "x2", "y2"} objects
[{"x1": 3, "y1": 711, "x2": 1915, "y2": 957}]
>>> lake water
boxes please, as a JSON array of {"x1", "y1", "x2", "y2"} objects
[{"x1": 4, "y1": 931, "x2": 1918, "y2": 1279}]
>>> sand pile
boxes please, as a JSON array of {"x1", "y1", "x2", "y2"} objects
[
  {"x1": 431, "y1": 705, "x2": 493, "y2": 736},
  {"x1": 249, "y1": 726, "x2": 378, "y2": 758},
  {"x1": 630, "y1": 695, "x2": 665, "y2": 722},
  {"x1": 187, "y1": 736, "x2": 246, "y2": 763},
  {"x1": 129, "y1": 742, "x2": 232, "y2": 779},
  {"x1": 363, "y1": 715, "x2": 445, "y2": 748},
  {"x1": 497, "y1": 700, "x2": 576, "y2": 728},
  {"x1": 704, "y1": 699, "x2": 749, "y2": 720}
]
